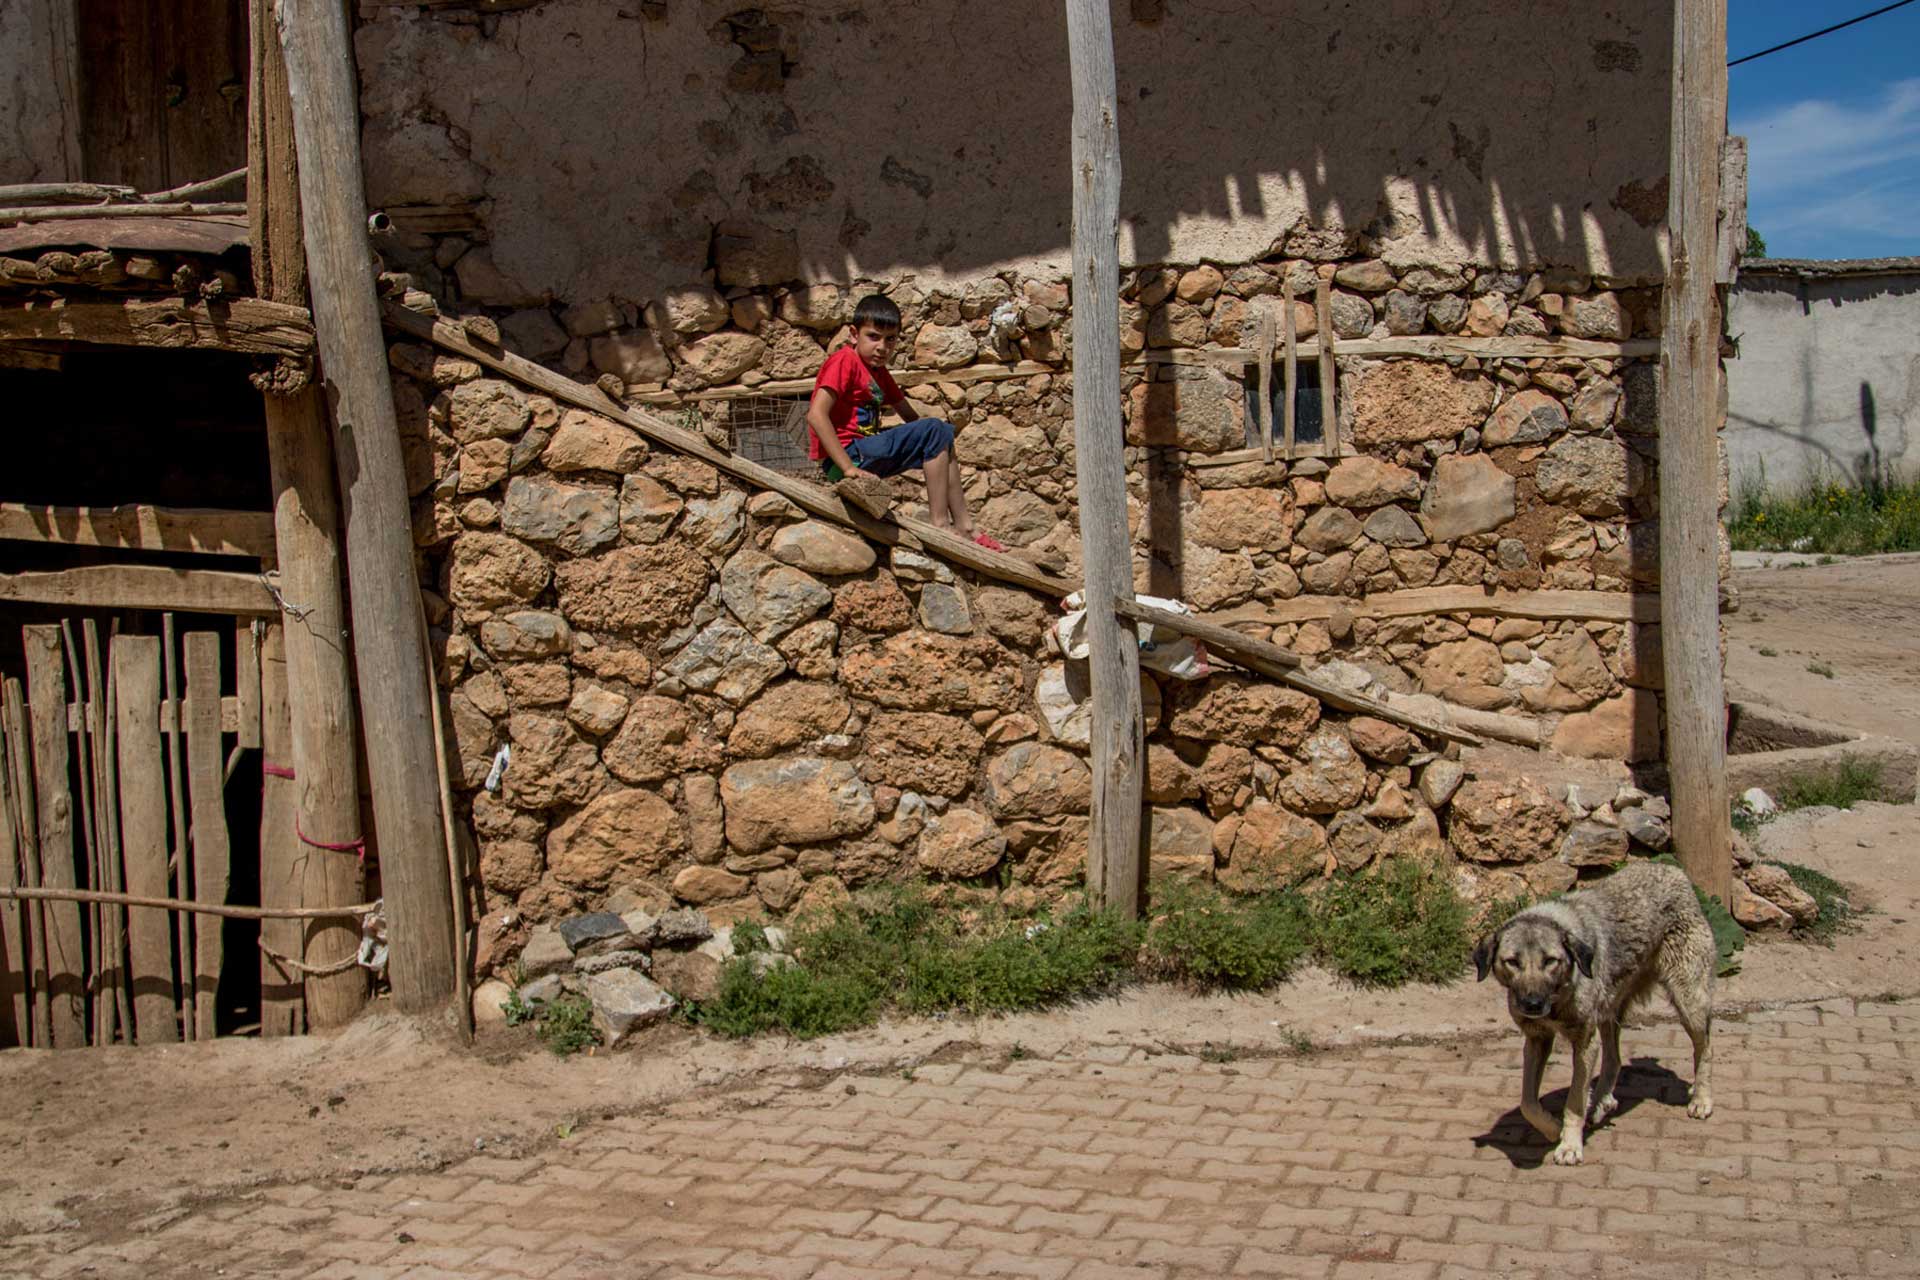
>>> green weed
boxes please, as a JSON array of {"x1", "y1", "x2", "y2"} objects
[
  {"x1": 1140, "y1": 879, "x2": 1312, "y2": 990},
  {"x1": 1778, "y1": 758, "x2": 1884, "y2": 812},
  {"x1": 1806, "y1": 660, "x2": 1836, "y2": 679},
  {"x1": 1776, "y1": 862, "x2": 1863, "y2": 946},
  {"x1": 1729, "y1": 468, "x2": 1920, "y2": 556},
  {"x1": 1311, "y1": 859, "x2": 1472, "y2": 987},
  {"x1": 1756, "y1": 646, "x2": 1778, "y2": 658},
  {"x1": 533, "y1": 993, "x2": 602, "y2": 1057},
  {"x1": 1650, "y1": 855, "x2": 1745, "y2": 976}
]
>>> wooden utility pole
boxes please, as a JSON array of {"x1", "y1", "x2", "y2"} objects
[
  {"x1": 247, "y1": 0, "x2": 367, "y2": 1029},
  {"x1": 1064, "y1": 0, "x2": 1145, "y2": 915},
  {"x1": 1658, "y1": 0, "x2": 1733, "y2": 904},
  {"x1": 274, "y1": 0, "x2": 456, "y2": 1011}
]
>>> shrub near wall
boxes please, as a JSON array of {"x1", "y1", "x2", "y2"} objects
[{"x1": 394, "y1": 248, "x2": 1698, "y2": 963}]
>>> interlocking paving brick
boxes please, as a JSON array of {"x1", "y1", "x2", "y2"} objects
[{"x1": 8, "y1": 1001, "x2": 1914, "y2": 1279}]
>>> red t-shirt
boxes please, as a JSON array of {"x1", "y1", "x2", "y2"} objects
[{"x1": 808, "y1": 344, "x2": 903, "y2": 461}]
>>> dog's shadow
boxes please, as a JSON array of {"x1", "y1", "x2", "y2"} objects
[{"x1": 1471, "y1": 1058, "x2": 1691, "y2": 1168}]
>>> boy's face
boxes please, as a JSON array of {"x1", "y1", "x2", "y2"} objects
[{"x1": 849, "y1": 322, "x2": 899, "y2": 370}]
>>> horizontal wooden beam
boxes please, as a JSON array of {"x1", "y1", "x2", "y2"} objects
[
  {"x1": 0, "y1": 201, "x2": 248, "y2": 225},
  {"x1": 1117, "y1": 597, "x2": 1480, "y2": 746},
  {"x1": 0, "y1": 884, "x2": 375, "y2": 921},
  {"x1": 0, "y1": 565, "x2": 280, "y2": 615},
  {"x1": 69, "y1": 696, "x2": 243, "y2": 735},
  {"x1": 384, "y1": 302, "x2": 1077, "y2": 599},
  {"x1": 0, "y1": 502, "x2": 275, "y2": 558},
  {"x1": 0, "y1": 296, "x2": 314, "y2": 356},
  {"x1": 617, "y1": 333, "x2": 1658, "y2": 410},
  {"x1": 1147, "y1": 335, "x2": 1661, "y2": 366},
  {"x1": 1209, "y1": 587, "x2": 1660, "y2": 628}
]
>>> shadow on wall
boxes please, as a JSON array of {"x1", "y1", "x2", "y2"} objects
[{"x1": 352, "y1": 0, "x2": 1674, "y2": 304}]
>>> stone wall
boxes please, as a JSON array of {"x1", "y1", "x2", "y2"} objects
[
  {"x1": 392, "y1": 241, "x2": 1716, "y2": 964},
  {"x1": 1726, "y1": 259, "x2": 1920, "y2": 499}
]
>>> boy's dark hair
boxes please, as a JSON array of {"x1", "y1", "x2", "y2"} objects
[{"x1": 851, "y1": 293, "x2": 901, "y2": 331}]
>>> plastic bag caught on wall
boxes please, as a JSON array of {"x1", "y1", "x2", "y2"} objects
[{"x1": 1054, "y1": 591, "x2": 1210, "y2": 681}]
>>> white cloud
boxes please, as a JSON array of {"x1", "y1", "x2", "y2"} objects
[
  {"x1": 1735, "y1": 79, "x2": 1920, "y2": 252},
  {"x1": 1735, "y1": 78, "x2": 1920, "y2": 193}
]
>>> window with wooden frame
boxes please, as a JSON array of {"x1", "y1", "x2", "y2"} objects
[{"x1": 1241, "y1": 277, "x2": 1340, "y2": 460}]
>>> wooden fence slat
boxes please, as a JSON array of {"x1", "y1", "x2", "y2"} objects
[
  {"x1": 0, "y1": 719, "x2": 25, "y2": 1045},
  {"x1": 235, "y1": 621, "x2": 262, "y2": 751},
  {"x1": 2, "y1": 680, "x2": 49, "y2": 1046},
  {"x1": 162, "y1": 616, "x2": 192, "y2": 1039},
  {"x1": 89, "y1": 621, "x2": 131, "y2": 1040},
  {"x1": 184, "y1": 633, "x2": 228, "y2": 1040},
  {"x1": 258, "y1": 624, "x2": 301, "y2": 1036},
  {"x1": 113, "y1": 636, "x2": 177, "y2": 1044},
  {"x1": 23, "y1": 626, "x2": 86, "y2": 1047},
  {"x1": 59, "y1": 621, "x2": 106, "y2": 1046}
]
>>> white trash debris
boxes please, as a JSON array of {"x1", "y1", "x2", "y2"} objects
[
  {"x1": 1056, "y1": 591, "x2": 1209, "y2": 681},
  {"x1": 484, "y1": 743, "x2": 511, "y2": 792},
  {"x1": 1738, "y1": 787, "x2": 1777, "y2": 817}
]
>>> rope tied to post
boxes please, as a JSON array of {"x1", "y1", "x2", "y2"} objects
[{"x1": 262, "y1": 759, "x2": 371, "y2": 863}]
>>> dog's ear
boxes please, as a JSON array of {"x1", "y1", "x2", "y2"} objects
[
  {"x1": 1564, "y1": 931, "x2": 1595, "y2": 979},
  {"x1": 1473, "y1": 930, "x2": 1500, "y2": 982}
]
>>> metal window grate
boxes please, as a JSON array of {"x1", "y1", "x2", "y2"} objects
[{"x1": 728, "y1": 395, "x2": 816, "y2": 476}]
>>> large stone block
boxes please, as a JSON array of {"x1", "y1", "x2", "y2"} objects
[
  {"x1": 554, "y1": 541, "x2": 711, "y2": 635},
  {"x1": 661, "y1": 618, "x2": 787, "y2": 705},
  {"x1": 546, "y1": 786, "x2": 687, "y2": 887},
  {"x1": 983, "y1": 742, "x2": 1092, "y2": 820},
  {"x1": 449, "y1": 533, "x2": 551, "y2": 612},
  {"x1": 603, "y1": 695, "x2": 724, "y2": 783},
  {"x1": 721, "y1": 756, "x2": 876, "y2": 852},
  {"x1": 1349, "y1": 360, "x2": 1495, "y2": 448},
  {"x1": 727, "y1": 681, "x2": 852, "y2": 759},
  {"x1": 1419, "y1": 453, "x2": 1516, "y2": 542},
  {"x1": 1217, "y1": 801, "x2": 1326, "y2": 893},
  {"x1": 720, "y1": 548, "x2": 832, "y2": 641},
  {"x1": 917, "y1": 808, "x2": 1007, "y2": 878},
  {"x1": 1448, "y1": 778, "x2": 1569, "y2": 864},
  {"x1": 839, "y1": 632, "x2": 1021, "y2": 712},
  {"x1": 1125, "y1": 370, "x2": 1245, "y2": 453},
  {"x1": 501, "y1": 475, "x2": 619, "y2": 556},
  {"x1": 1169, "y1": 676, "x2": 1321, "y2": 749}
]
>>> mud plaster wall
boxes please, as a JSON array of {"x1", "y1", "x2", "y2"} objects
[
  {"x1": 353, "y1": 0, "x2": 1676, "y2": 306},
  {"x1": 1725, "y1": 265, "x2": 1920, "y2": 499}
]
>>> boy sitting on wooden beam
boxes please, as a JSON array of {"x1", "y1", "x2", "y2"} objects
[{"x1": 807, "y1": 293, "x2": 1004, "y2": 551}]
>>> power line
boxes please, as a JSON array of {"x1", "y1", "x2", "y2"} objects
[{"x1": 1729, "y1": 0, "x2": 1917, "y2": 68}]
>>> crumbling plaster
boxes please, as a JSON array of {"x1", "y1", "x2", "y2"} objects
[{"x1": 354, "y1": 0, "x2": 1673, "y2": 306}]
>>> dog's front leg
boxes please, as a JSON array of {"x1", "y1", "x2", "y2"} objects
[
  {"x1": 1590, "y1": 1022, "x2": 1623, "y2": 1126},
  {"x1": 1520, "y1": 1032, "x2": 1559, "y2": 1143},
  {"x1": 1549, "y1": 1028, "x2": 1595, "y2": 1165}
]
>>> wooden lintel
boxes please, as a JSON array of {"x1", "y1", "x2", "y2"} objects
[
  {"x1": 0, "y1": 295, "x2": 314, "y2": 356},
  {"x1": 0, "y1": 565, "x2": 280, "y2": 615},
  {"x1": 1209, "y1": 587, "x2": 1660, "y2": 629},
  {"x1": 0, "y1": 502, "x2": 276, "y2": 559},
  {"x1": 625, "y1": 359, "x2": 1060, "y2": 406},
  {"x1": 1145, "y1": 335, "x2": 1662, "y2": 366}
]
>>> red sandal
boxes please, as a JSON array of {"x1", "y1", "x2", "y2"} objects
[{"x1": 972, "y1": 532, "x2": 1006, "y2": 552}]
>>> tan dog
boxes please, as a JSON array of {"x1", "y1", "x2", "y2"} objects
[{"x1": 1474, "y1": 860, "x2": 1716, "y2": 1165}]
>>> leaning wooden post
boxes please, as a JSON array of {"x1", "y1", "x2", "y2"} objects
[
  {"x1": 1657, "y1": 0, "x2": 1733, "y2": 904},
  {"x1": 274, "y1": 0, "x2": 457, "y2": 1012},
  {"x1": 248, "y1": 0, "x2": 367, "y2": 1029},
  {"x1": 1064, "y1": 0, "x2": 1145, "y2": 915}
]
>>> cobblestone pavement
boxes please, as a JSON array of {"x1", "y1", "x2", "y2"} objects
[{"x1": 6, "y1": 999, "x2": 1915, "y2": 1280}]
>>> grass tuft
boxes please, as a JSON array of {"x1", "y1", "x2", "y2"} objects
[
  {"x1": 531, "y1": 993, "x2": 602, "y2": 1057},
  {"x1": 1777, "y1": 758, "x2": 1884, "y2": 812},
  {"x1": 1140, "y1": 879, "x2": 1312, "y2": 990},
  {"x1": 1312, "y1": 859, "x2": 1472, "y2": 987},
  {"x1": 1775, "y1": 861, "x2": 1863, "y2": 946},
  {"x1": 1729, "y1": 469, "x2": 1920, "y2": 556}
]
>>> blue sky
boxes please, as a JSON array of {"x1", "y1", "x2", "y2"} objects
[{"x1": 1730, "y1": 1, "x2": 1920, "y2": 260}]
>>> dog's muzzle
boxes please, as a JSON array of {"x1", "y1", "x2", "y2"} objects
[{"x1": 1517, "y1": 997, "x2": 1551, "y2": 1019}]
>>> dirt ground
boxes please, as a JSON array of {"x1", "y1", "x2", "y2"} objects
[{"x1": 3, "y1": 556, "x2": 1918, "y2": 1253}]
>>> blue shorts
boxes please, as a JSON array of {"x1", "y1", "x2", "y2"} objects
[{"x1": 826, "y1": 418, "x2": 955, "y2": 480}]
